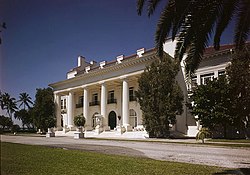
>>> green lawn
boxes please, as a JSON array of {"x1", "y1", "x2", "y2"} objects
[{"x1": 1, "y1": 142, "x2": 231, "y2": 175}]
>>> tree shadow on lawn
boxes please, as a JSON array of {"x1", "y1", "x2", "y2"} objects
[{"x1": 213, "y1": 168, "x2": 250, "y2": 175}]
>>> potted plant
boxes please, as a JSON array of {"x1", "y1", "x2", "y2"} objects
[
  {"x1": 196, "y1": 127, "x2": 211, "y2": 144},
  {"x1": 73, "y1": 114, "x2": 86, "y2": 139}
]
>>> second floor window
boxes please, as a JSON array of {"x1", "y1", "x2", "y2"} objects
[
  {"x1": 61, "y1": 100, "x2": 64, "y2": 109},
  {"x1": 108, "y1": 90, "x2": 117, "y2": 104},
  {"x1": 92, "y1": 93, "x2": 98, "y2": 102},
  {"x1": 61, "y1": 99, "x2": 67, "y2": 110},
  {"x1": 79, "y1": 96, "x2": 83, "y2": 104},
  {"x1": 200, "y1": 73, "x2": 214, "y2": 85}
]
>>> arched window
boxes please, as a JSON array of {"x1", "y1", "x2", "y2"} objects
[
  {"x1": 129, "y1": 109, "x2": 137, "y2": 116},
  {"x1": 129, "y1": 109, "x2": 137, "y2": 127}
]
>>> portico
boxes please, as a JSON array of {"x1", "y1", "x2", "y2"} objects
[{"x1": 52, "y1": 72, "x2": 142, "y2": 133}]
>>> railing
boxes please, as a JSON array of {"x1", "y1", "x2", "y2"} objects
[
  {"x1": 75, "y1": 103, "x2": 83, "y2": 108},
  {"x1": 107, "y1": 98, "x2": 117, "y2": 104},
  {"x1": 129, "y1": 96, "x2": 137, "y2": 102},
  {"x1": 89, "y1": 101, "x2": 100, "y2": 106},
  {"x1": 61, "y1": 109, "x2": 67, "y2": 114}
]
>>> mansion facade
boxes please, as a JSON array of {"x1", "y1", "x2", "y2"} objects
[{"x1": 49, "y1": 39, "x2": 233, "y2": 137}]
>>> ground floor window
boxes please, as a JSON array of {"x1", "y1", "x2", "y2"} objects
[{"x1": 129, "y1": 109, "x2": 137, "y2": 128}]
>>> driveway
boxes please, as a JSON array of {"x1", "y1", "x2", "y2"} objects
[{"x1": 2, "y1": 135, "x2": 250, "y2": 168}]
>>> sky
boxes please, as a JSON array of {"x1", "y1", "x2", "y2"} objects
[{"x1": 0, "y1": 0, "x2": 236, "y2": 106}]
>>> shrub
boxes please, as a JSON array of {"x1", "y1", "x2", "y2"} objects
[
  {"x1": 74, "y1": 114, "x2": 86, "y2": 127},
  {"x1": 11, "y1": 124, "x2": 20, "y2": 133}
]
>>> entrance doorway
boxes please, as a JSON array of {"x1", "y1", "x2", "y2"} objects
[
  {"x1": 108, "y1": 111, "x2": 117, "y2": 130},
  {"x1": 92, "y1": 112, "x2": 99, "y2": 129}
]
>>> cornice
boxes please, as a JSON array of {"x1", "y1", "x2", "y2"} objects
[{"x1": 49, "y1": 52, "x2": 158, "y2": 88}]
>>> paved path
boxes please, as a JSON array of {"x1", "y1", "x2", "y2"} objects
[{"x1": 2, "y1": 135, "x2": 250, "y2": 169}]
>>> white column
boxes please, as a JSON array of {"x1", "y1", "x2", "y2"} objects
[
  {"x1": 122, "y1": 78, "x2": 131, "y2": 131},
  {"x1": 101, "y1": 82, "x2": 109, "y2": 130},
  {"x1": 214, "y1": 70, "x2": 218, "y2": 78},
  {"x1": 83, "y1": 87, "x2": 91, "y2": 130},
  {"x1": 197, "y1": 74, "x2": 201, "y2": 85},
  {"x1": 54, "y1": 93, "x2": 62, "y2": 130},
  {"x1": 68, "y1": 91, "x2": 74, "y2": 129}
]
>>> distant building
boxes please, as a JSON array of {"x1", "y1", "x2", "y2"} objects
[{"x1": 49, "y1": 39, "x2": 234, "y2": 137}]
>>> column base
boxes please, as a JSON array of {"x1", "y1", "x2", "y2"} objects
[
  {"x1": 116, "y1": 126, "x2": 126, "y2": 135},
  {"x1": 68, "y1": 125, "x2": 76, "y2": 131},
  {"x1": 56, "y1": 126, "x2": 63, "y2": 131},
  {"x1": 123, "y1": 124, "x2": 132, "y2": 132},
  {"x1": 103, "y1": 125, "x2": 110, "y2": 131},
  {"x1": 94, "y1": 125, "x2": 103, "y2": 135}
]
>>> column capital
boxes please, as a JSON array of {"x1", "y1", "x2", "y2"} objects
[
  {"x1": 54, "y1": 92, "x2": 62, "y2": 96},
  {"x1": 119, "y1": 76, "x2": 128, "y2": 80},
  {"x1": 98, "y1": 81, "x2": 106, "y2": 85},
  {"x1": 81, "y1": 85, "x2": 89, "y2": 89}
]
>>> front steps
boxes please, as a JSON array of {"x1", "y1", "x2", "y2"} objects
[
  {"x1": 55, "y1": 130, "x2": 148, "y2": 139},
  {"x1": 55, "y1": 128, "x2": 197, "y2": 139}
]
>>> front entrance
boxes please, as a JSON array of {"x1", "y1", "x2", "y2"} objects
[
  {"x1": 92, "y1": 112, "x2": 99, "y2": 129},
  {"x1": 108, "y1": 111, "x2": 117, "y2": 130}
]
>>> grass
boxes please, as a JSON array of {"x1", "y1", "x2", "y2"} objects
[{"x1": 1, "y1": 142, "x2": 230, "y2": 175}]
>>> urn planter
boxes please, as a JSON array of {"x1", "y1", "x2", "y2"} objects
[
  {"x1": 74, "y1": 127, "x2": 84, "y2": 139},
  {"x1": 46, "y1": 128, "x2": 55, "y2": 137}
]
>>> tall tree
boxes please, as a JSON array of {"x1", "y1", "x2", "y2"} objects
[
  {"x1": 33, "y1": 88, "x2": 55, "y2": 132},
  {"x1": 191, "y1": 76, "x2": 232, "y2": 138},
  {"x1": 137, "y1": 0, "x2": 250, "y2": 73},
  {"x1": 136, "y1": 54, "x2": 183, "y2": 138},
  {"x1": 18, "y1": 92, "x2": 33, "y2": 109},
  {"x1": 14, "y1": 108, "x2": 34, "y2": 129},
  {"x1": 0, "y1": 115, "x2": 13, "y2": 130},
  {"x1": 226, "y1": 48, "x2": 250, "y2": 139}
]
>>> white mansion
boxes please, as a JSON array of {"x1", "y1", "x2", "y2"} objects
[{"x1": 49, "y1": 39, "x2": 232, "y2": 137}]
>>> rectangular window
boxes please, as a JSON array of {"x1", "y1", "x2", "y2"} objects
[
  {"x1": 93, "y1": 93, "x2": 98, "y2": 102},
  {"x1": 218, "y1": 70, "x2": 225, "y2": 76},
  {"x1": 129, "y1": 87, "x2": 136, "y2": 101},
  {"x1": 89, "y1": 93, "x2": 99, "y2": 106},
  {"x1": 61, "y1": 100, "x2": 64, "y2": 109},
  {"x1": 108, "y1": 90, "x2": 114, "y2": 100},
  {"x1": 108, "y1": 90, "x2": 117, "y2": 104},
  {"x1": 76, "y1": 96, "x2": 83, "y2": 108},
  {"x1": 63, "y1": 99, "x2": 66, "y2": 109},
  {"x1": 79, "y1": 96, "x2": 83, "y2": 104},
  {"x1": 200, "y1": 73, "x2": 214, "y2": 85}
]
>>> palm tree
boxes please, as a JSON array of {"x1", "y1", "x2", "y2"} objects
[
  {"x1": 1, "y1": 93, "x2": 18, "y2": 121},
  {"x1": 196, "y1": 127, "x2": 211, "y2": 144},
  {"x1": 137, "y1": 0, "x2": 250, "y2": 73},
  {"x1": 18, "y1": 92, "x2": 33, "y2": 110}
]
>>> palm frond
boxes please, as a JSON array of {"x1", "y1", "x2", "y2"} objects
[
  {"x1": 174, "y1": 16, "x2": 194, "y2": 62},
  {"x1": 137, "y1": 0, "x2": 146, "y2": 16},
  {"x1": 171, "y1": 0, "x2": 192, "y2": 41},
  {"x1": 214, "y1": 0, "x2": 237, "y2": 50},
  {"x1": 148, "y1": 0, "x2": 162, "y2": 17},
  {"x1": 155, "y1": 0, "x2": 176, "y2": 58},
  {"x1": 234, "y1": 0, "x2": 250, "y2": 50}
]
